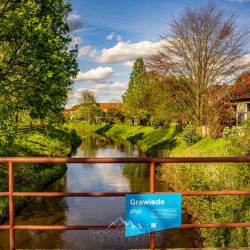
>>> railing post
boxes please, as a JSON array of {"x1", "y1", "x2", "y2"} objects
[
  {"x1": 149, "y1": 161, "x2": 155, "y2": 250},
  {"x1": 8, "y1": 161, "x2": 15, "y2": 250}
]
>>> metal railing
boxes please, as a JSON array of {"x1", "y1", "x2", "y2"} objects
[{"x1": 0, "y1": 156, "x2": 250, "y2": 250}]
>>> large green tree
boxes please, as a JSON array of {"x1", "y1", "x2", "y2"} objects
[
  {"x1": 122, "y1": 58, "x2": 147, "y2": 124},
  {"x1": 0, "y1": 0, "x2": 78, "y2": 144}
]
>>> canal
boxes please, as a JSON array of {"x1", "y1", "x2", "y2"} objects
[{"x1": 0, "y1": 135, "x2": 195, "y2": 249}]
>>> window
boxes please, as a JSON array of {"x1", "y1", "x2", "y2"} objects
[{"x1": 247, "y1": 103, "x2": 250, "y2": 112}]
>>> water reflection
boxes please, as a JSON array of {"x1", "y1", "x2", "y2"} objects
[{"x1": 0, "y1": 135, "x2": 195, "y2": 249}]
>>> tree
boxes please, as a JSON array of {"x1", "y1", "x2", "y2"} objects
[
  {"x1": 73, "y1": 90, "x2": 101, "y2": 123},
  {"x1": 0, "y1": 0, "x2": 78, "y2": 138},
  {"x1": 140, "y1": 72, "x2": 180, "y2": 126},
  {"x1": 203, "y1": 85, "x2": 235, "y2": 137},
  {"x1": 148, "y1": 4, "x2": 250, "y2": 129},
  {"x1": 122, "y1": 58, "x2": 147, "y2": 124}
]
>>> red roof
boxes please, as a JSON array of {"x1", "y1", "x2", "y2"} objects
[
  {"x1": 64, "y1": 102, "x2": 121, "y2": 114},
  {"x1": 99, "y1": 103, "x2": 121, "y2": 110}
]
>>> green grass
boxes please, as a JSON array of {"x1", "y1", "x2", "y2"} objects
[
  {"x1": 161, "y1": 137, "x2": 250, "y2": 247},
  {"x1": 99, "y1": 124, "x2": 179, "y2": 156},
  {"x1": 0, "y1": 125, "x2": 81, "y2": 221},
  {"x1": 66, "y1": 121, "x2": 103, "y2": 137}
]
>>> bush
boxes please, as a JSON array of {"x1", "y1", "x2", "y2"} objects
[
  {"x1": 182, "y1": 125, "x2": 202, "y2": 145},
  {"x1": 222, "y1": 120, "x2": 250, "y2": 155}
]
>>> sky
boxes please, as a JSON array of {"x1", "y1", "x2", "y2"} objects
[{"x1": 66, "y1": 0, "x2": 250, "y2": 108}]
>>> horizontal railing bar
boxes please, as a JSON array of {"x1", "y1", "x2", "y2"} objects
[
  {"x1": 0, "y1": 192, "x2": 9, "y2": 196},
  {"x1": 12, "y1": 223, "x2": 250, "y2": 230},
  {"x1": 0, "y1": 190, "x2": 247, "y2": 197},
  {"x1": 0, "y1": 156, "x2": 249, "y2": 164},
  {"x1": 1, "y1": 223, "x2": 249, "y2": 231},
  {"x1": 180, "y1": 223, "x2": 250, "y2": 229}
]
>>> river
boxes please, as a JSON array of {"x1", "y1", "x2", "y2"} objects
[{"x1": 0, "y1": 135, "x2": 195, "y2": 249}]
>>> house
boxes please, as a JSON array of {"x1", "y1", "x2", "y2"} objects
[
  {"x1": 230, "y1": 71, "x2": 250, "y2": 125},
  {"x1": 99, "y1": 102, "x2": 121, "y2": 112},
  {"x1": 232, "y1": 94, "x2": 250, "y2": 125}
]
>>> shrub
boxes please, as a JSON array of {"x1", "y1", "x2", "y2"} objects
[
  {"x1": 182, "y1": 125, "x2": 202, "y2": 145},
  {"x1": 222, "y1": 120, "x2": 250, "y2": 155}
]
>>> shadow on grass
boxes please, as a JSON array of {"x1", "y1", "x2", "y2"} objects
[
  {"x1": 145, "y1": 138, "x2": 177, "y2": 156},
  {"x1": 96, "y1": 124, "x2": 114, "y2": 135},
  {"x1": 127, "y1": 132, "x2": 144, "y2": 144}
]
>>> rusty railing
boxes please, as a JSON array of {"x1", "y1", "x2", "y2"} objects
[{"x1": 0, "y1": 156, "x2": 250, "y2": 250}]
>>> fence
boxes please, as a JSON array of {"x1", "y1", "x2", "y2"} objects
[{"x1": 0, "y1": 156, "x2": 250, "y2": 250}]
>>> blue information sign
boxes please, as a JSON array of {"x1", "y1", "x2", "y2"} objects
[{"x1": 125, "y1": 194, "x2": 182, "y2": 237}]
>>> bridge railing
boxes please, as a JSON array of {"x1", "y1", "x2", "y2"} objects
[{"x1": 0, "y1": 157, "x2": 250, "y2": 250}]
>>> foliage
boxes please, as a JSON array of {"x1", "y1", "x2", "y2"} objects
[
  {"x1": 0, "y1": 103, "x2": 16, "y2": 147},
  {"x1": 161, "y1": 136, "x2": 250, "y2": 247},
  {"x1": 123, "y1": 60, "x2": 186, "y2": 126},
  {"x1": 122, "y1": 58, "x2": 148, "y2": 124},
  {"x1": 222, "y1": 119, "x2": 250, "y2": 154},
  {"x1": 182, "y1": 125, "x2": 202, "y2": 145},
  {"x1": 0, "y1": 0, "x2": 78, "y2": 144},
  {"x1": 203, "y1": 85, "x2": 235, "y2": 138}
]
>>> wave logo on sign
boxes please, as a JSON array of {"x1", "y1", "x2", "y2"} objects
[{"x1": 130, "y1": 209, "x2": 141, "y2": 215}]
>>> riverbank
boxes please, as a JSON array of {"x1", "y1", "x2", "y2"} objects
[
  {"x1": 69, "y1": 122, "x2": 250, "y2": 248},
  {"x1": 0, "y1": 125, "x2": 81, "y2": 221}
]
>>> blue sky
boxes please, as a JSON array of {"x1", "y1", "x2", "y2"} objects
[{"x1": 67, "y1": 0, "x2": 250, "y2": 107}]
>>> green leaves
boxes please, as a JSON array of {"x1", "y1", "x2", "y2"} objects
[
  {"x1": 123, "y1": 58, "x2": 147, "y2": 123},
  {"x1": 47, "y1": 71, "x2": 53, "y2": 78},
  {"x1": 0, "y1": 0, "x2": 79, "y2": 144}
]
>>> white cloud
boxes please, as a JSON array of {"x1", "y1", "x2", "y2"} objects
[
  {"x1": 106, "y1": 32, "x2": 123, "y2": 42},
  {"x1": 66, "y1": 88, "x2": 84, "y2": 108},
  {"x1": 91, "y1": 81, "x2": 128, "y2": 99},
  {"x1": 241, "y1": 54, "x2": 250, "y2": 64},
  {"x1": 123, "y1": 61, "x2": 135, "y2": 67},
  {"x1": 96, "y1": 40, "x2": 164, "y2": 66},
  {"x1": 70, "y1": 37, "x2": 82, "y2": 47},
  {"x1": 78, "y1": 45, "x2": 96, "y2": 58},
  {"x1": 66, "y1": 82, "x2": 128, "y2": 108},
  {"x1": 106, "y1": 32, "x2": 115, "y2": 40},
  {"x1": 78, "y1": 39, "x2": 164, "y2": 66},
  {"x1": 234, "y1": 53, "x2": 250, "y2": 67},
  {"x1": 75, "y1": 67, "x2": 114, "y2": 82}
]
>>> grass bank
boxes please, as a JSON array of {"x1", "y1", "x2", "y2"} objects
[
  {"x1": 74, "y1": 123, "x2": 249, "y2": 248},
  {"x1": 96, "y1": 123, "x2": 179, "y2": 156},
  {"x1": 0, "y1": 125, "x2": 81, "y2": 221},
  {"x1": 66, "y1": 121, "x2": 103, "y2": 137}
]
